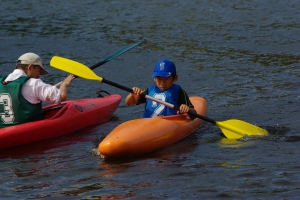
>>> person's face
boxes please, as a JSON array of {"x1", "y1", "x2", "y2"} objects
[
  {"x1": 26, "y1": 64, "x2": 42, "y2": 78},
  {"x1": 153, "y1": 75, "x2": 178, "y2": 91}
]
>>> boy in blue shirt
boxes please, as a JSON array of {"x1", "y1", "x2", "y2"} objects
[{"x1": 125, "y1": 59, "x2": 196, "y2": 119}]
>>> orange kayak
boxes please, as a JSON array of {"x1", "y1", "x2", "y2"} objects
[{"x1": 99, "y1": 96, "x2": 207, "y2": 157}]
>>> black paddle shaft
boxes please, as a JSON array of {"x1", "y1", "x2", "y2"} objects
[
  {"x1": 171, "y1": 105, "x2": 216, "y2": 124},
  {"x1": 90, "y1": 61, "x2": 106, "y2": 70},
  {"x1": 102, "y1": 78, "x2": 133, "y2": 93},
  {"x1": 189, "y1": 109, "x2": 216, "y2": 124}
]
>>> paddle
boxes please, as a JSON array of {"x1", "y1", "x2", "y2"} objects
[
  {"x1": 50, "y1": 56, "x2": 268, "y2": 139},
  {"x1": 54, "y1": 40, "x2": 146, "y2": 87}
]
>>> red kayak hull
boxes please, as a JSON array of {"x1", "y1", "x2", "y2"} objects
[
  {"x1": 0, "y1": 94, "x2": 121, "y2": 149},
  {"x1": 99, "y1": 96, "x2": 207, "y2": 157}
]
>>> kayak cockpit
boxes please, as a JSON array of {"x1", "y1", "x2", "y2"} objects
[{"x1": 43, "y1": 102, "x2": 69, "y2": 119}]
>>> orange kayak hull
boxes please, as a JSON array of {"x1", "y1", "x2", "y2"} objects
[{"x1": 99, "y1": 96, "x2": 207, "y2": 157}]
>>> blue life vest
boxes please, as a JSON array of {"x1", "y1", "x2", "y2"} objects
[{"x1": 142, "y1": 84, "x2": 181, "y2": 118}]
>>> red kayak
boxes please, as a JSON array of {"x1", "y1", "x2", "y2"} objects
[{"x1": 0, "y1": 94, "x2": 121, "y2": 149}]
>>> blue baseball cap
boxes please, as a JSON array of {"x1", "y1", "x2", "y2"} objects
[{"x1": 152, "y1": 59, "x2": 176, "y2": 78}]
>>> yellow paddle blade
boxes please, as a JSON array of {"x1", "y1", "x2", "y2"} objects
[
  {"x1": 216, "y1": 119, "x2": 268, "y2": 139},
  {"x1": 50, "y1": 56, "x2": 103, "y2": 82}
]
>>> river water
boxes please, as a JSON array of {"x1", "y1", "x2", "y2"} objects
[{"x1": 0, "y1": 0, "x2": 300, "y2": 199}]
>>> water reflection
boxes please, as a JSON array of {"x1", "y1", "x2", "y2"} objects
[
  {"x1": 0, "y1": 124, "x2": 101, "y2": 159},
  {"x1": 218, "y1": 137, "x2": 253, "y2": 148}
]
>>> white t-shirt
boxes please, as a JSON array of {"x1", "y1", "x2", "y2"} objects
[{"x1": 4, "y1": 69, "x2": 61, "y2": 105}]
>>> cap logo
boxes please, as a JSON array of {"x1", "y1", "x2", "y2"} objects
[{"x1": 160, "y1": 62, "x2": 165, "y2": 71}]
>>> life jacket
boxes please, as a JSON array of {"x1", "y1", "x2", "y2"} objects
[
  {"x1": 0, "y1": 76, "x2": 43, "y2": 128},
  {"x1": 142, "y1": 84, "x2": 181, "y2": 118}
]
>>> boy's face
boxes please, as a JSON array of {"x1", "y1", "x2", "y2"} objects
[{"x1": 153, "y1": 75, "x2": 178, "y2": 91}]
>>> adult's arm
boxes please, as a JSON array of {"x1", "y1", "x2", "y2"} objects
[{"x1": 59, "y1": 75, "x2": 75, "y2": 102}]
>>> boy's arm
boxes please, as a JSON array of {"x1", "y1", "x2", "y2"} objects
[
  {"x1": 178, "y1": 88, "x2": 196, "y2": 119},
  {"x1": 125, "y1": 87, "x2": 147, "y2": 106}
]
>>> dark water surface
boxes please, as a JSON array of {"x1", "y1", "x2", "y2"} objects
[{"x1": 1, "y1": 0, "x2": 300, "y2": 199}]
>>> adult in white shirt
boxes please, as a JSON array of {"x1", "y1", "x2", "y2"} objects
[{"x1": 0, "y1": 52, "x2": 75, "y2": 128}]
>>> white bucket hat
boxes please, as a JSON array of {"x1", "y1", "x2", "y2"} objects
[{"x1": 17, "y1": 52, "x2": 49, "y2": 75}]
